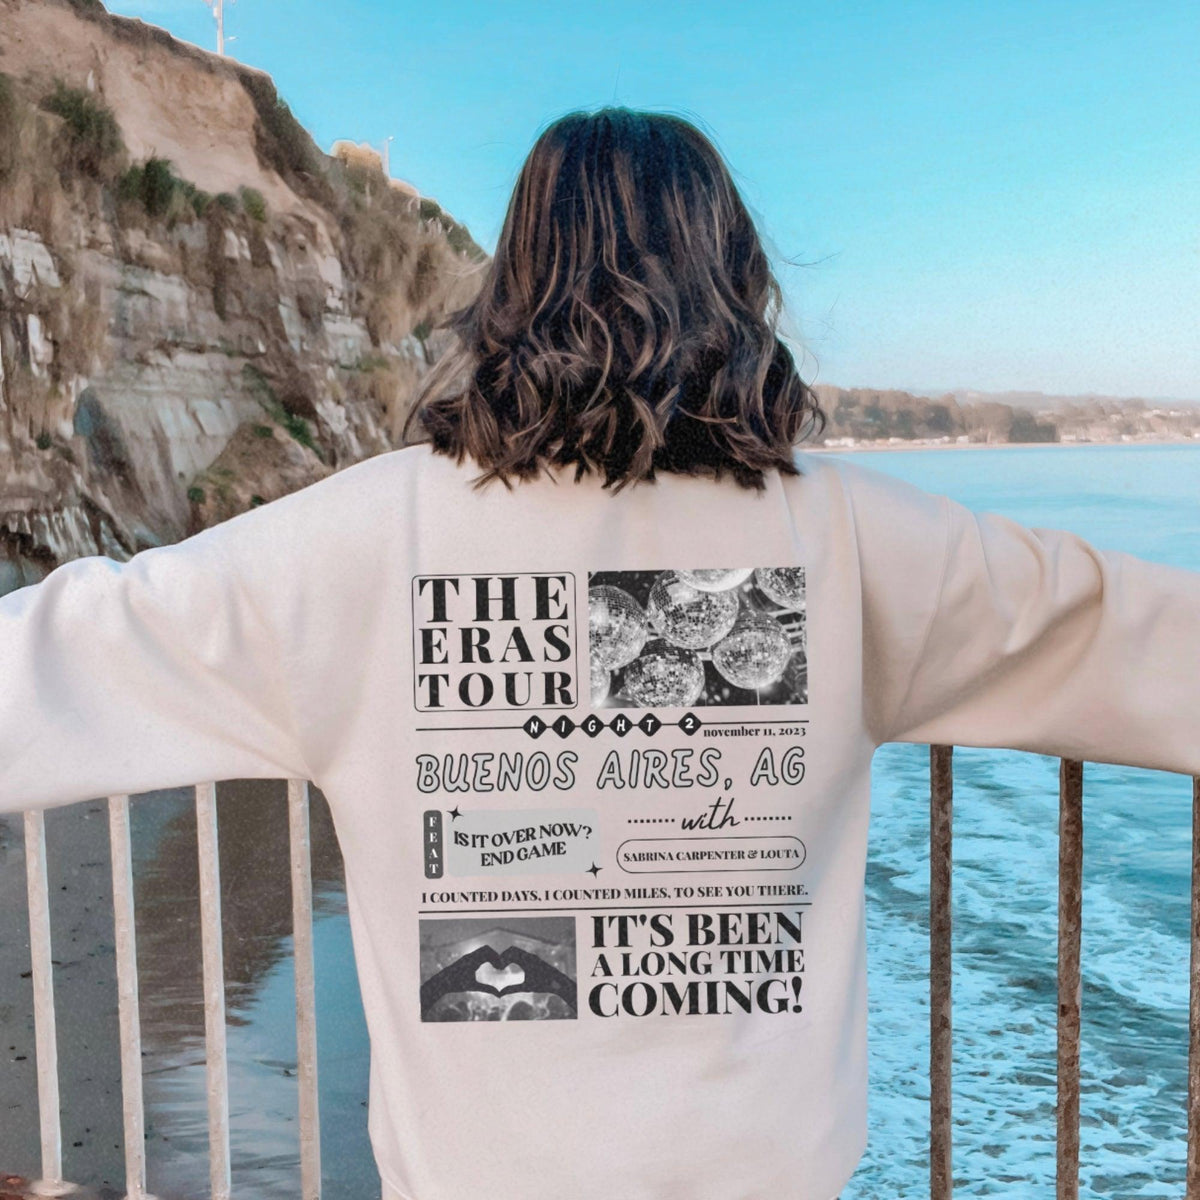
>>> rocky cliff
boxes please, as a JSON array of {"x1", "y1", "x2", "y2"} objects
[{"x1": 0, "y1": 0, "x2": 487, "y2": 591}]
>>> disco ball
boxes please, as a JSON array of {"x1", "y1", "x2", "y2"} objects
[
  {"x1": 712, "y1": 611, "x2": 793, "y2": 689},
  {"x1": 646, "y1": 571, "x2": 740, "y2": 649},
  {"x1": 676, "y1": 567, "x2": 754, "y2": 592},
  {"x1": 590, "y1": 659, "x2": 611, "y2": 706},
  {"x1": 754, "y1": 567, "x2": 806, "y2": 610},
  {"x1": 620, "y1": 639, "x2": 706, "y2": 707},
  {"x1": 588, "y1": 585, "x2": 649, "y2": 670}
]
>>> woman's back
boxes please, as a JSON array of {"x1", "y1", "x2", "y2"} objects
[{"x1": 330, "y1": 443, "x2": 868, "y2": 1200}]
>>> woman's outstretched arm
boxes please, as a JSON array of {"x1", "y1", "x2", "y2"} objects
[
  {"x1": 0, "y1": 504, "x2": 315, "y2": 815},
  {"x1": 855, "y1": 464, "x2": 1200, "y2": 775}
]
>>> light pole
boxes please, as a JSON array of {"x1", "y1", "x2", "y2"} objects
[
  {"x1": 202, "y1": 0, "x2": 233, "y2": 55},
  {"x1": 383, "y1": 135, "x2": 394, "y2": 178}
]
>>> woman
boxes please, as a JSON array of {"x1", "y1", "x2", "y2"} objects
[{"x1": 2, "y1": 106, "x2": 1198, "y2": 1200}]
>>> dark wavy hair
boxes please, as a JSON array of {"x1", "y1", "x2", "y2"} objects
[{"x1": 401, "y1": 105, "x2": 827, "y2": 492}]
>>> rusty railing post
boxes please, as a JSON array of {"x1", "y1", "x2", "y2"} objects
[
  {"x1": 1057, "y1": 758, "x2": 1083, "y2": 1199},
  {"x1": 1188, "y1": 775, "x2": 1200, "y2": 1197},
  {"x1": 930, "y1": 743, "x2": 954, "y2": 1199}
]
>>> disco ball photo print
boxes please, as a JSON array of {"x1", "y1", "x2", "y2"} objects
[{"x1": 586, "y1": 568, "x2": 807, "y2": 709}]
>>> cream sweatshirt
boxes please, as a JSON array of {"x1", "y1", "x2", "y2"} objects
[{"x1": 2, "y1": 443, "x2": 1198, "y2": 1200}]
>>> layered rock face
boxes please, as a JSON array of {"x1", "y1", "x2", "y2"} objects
[{"x1": 0, "y1": 0, "x2": 487, "y2": 590}]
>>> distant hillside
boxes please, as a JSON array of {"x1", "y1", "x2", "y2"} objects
[
  {"x1": 923, "y1": 388, "x2": 1200, "y2": 413},
  {"x1": 810, "y1": 384, "x2": 1200, "y2": 448}
]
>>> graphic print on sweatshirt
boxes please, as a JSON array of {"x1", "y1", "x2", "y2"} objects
[{"x1": 413, "y1": 567, "x2": 809, "y2": 1023}]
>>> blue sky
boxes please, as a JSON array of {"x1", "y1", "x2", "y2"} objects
[{"x1": 107, "y1": 0, "x2": 1198, "y2": 400}]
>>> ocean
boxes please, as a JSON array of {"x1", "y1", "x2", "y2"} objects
[
  {"x1": 842, "y1": 443, "x2": 1200, "y2": 1199},
  {"x1": 1, "y1": 443, "x2": 1197, "y2": 1198}
]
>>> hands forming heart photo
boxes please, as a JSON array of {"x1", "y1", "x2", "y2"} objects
[{"x1": 420, "y1": 942, "x2": 578, "y2": 1017}]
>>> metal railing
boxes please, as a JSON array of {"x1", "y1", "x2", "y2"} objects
[
  {"x1": 17, "y1": 780, "x2": 321, "y2": 1200},
  {"x1": 928, "y1": 747, "x2": 1200, "y2": 1200},
  {"x1": 7, "y1": 751, "x2": 1200, "y2": 1198}
]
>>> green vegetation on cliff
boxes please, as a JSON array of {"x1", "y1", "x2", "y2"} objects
[{"x1": 40, "y1": 80, "x2": 123, "y2": 178}]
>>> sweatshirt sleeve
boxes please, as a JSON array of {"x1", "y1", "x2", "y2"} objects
[
  {"x1": 0, "y1": 502, "x2": 315, "y2": 815},
  {"x1": 859, "y1": 469, "x2": 1200, "y2": 776}
]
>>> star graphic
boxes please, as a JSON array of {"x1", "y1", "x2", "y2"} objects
[
  {"x1": 448, "y1": 806, "x2": 462, "y2": 820},
  {"x1": 586, "y1": 862, "x2": 602, "y2": 876}
]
